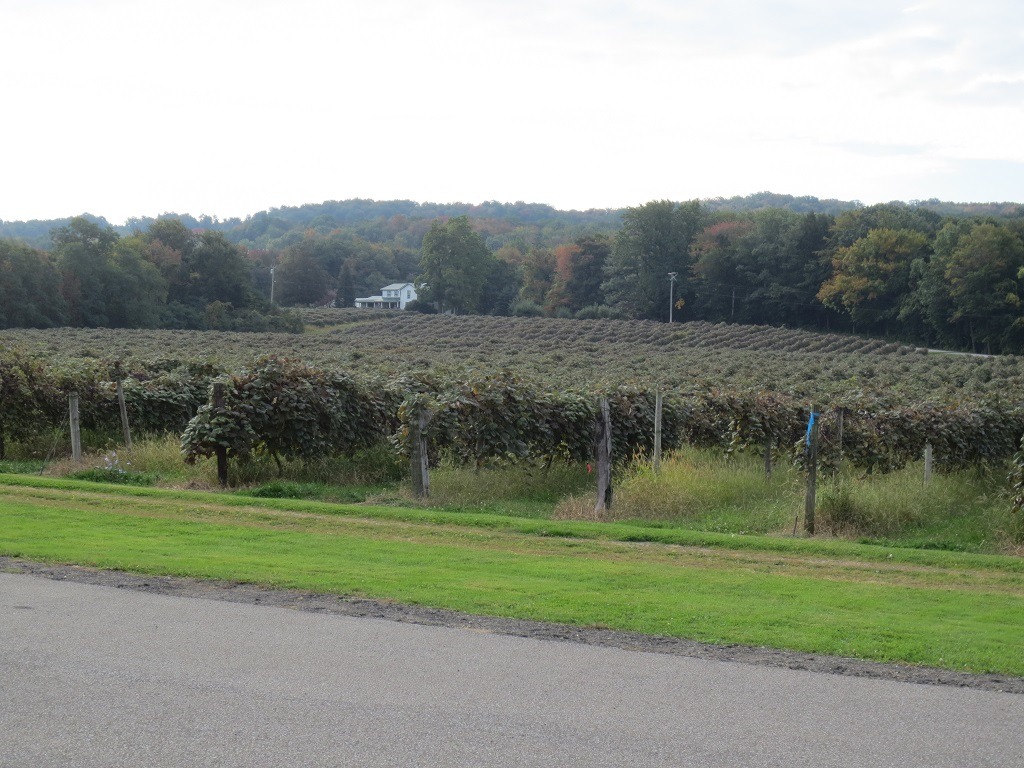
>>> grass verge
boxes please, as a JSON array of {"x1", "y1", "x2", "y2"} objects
[
  {"x1": 23, "y1": 436, "x2": 1021, "y2": 554},
  {"x1": 2, "y1": 475, "x2": 1022, "y2": 676}
]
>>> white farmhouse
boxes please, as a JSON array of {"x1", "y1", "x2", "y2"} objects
[{"x1": 354, "y1": 282, "x2": 418, "y2": 310}]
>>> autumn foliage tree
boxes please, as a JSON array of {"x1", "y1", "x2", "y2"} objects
[
  {"x1": 544, "y1": 235, "x2": 611, "y2": 315},
  {"x1": 817, "y1": 228, "x2": 930, "y2": 335},
  {"x1": 690, "y1": 218, "x2": 755, "y2": 321},
  {"x1": 518, "y1": 248, "x2": 556, "y2": 306}
]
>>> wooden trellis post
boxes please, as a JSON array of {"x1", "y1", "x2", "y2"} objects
[
  {"x1": 116, "y1": 381, "x2": 132, "y2": 450},
  {"x1": 653, "y1": 391, "x2": 663, "y2": 473},
  {"x1": 409, "y1": 407, "x2": 430, "y2": 499},
  {"x1": 595, "y1": 397, "x2": 613, "y2": 514},
  {"x1": 804, "y1": 409, "x2": 820, "y2": 535},
  {"x1": 835, "y1": 406, "x2": 845, "y2": 474},
  {"x1": 69, "y1": 392, "x2": 82, "y2": 461}
]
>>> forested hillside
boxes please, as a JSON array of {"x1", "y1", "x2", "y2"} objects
[{"x1": 2, "y1": 194, "x2": 1024, "y2": 352}]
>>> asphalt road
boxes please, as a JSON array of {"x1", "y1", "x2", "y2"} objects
[{"x1": 2, "y1": 573, "x2": 1021, "y2": 768}]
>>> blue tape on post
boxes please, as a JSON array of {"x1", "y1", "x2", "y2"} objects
[{"x1": 805, "y1": 411, "x2": 818, "y2": 446}]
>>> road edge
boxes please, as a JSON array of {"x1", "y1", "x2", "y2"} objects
[{"x1": 3, "y1": 555, "x2": 1021, "y2": 695}]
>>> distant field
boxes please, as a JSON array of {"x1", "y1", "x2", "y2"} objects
[{"x1": 3, "y1": 311, "x2": 1020, "y2": 402}]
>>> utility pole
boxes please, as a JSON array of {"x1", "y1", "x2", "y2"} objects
[
  {"x1": 668, "y1": 272, "x2": 678, "y2": 323},
  {"x1": 269, "y1": 266, "x2": 276, "y2": 305}
]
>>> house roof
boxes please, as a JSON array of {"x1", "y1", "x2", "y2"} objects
[{"x1": 382, "y1": 282, "x2": 414, "y2": 291}]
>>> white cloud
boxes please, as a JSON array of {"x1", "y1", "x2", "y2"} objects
[{"x1": 1, "y1": 0, "x2": 1021, "y2": 223}]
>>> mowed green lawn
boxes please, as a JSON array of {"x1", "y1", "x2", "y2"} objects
[{"x1": 2, "y1": 475, "x2": 1023, "y2": 676}]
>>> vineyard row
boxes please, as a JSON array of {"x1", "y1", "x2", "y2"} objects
[{"x1": 3, "y1": 352, "x2": 1022, "y2": 476}]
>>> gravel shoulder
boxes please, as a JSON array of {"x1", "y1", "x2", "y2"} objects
[{"x1": 3, "y1": 554, "x2": 1021, "y2": 695}]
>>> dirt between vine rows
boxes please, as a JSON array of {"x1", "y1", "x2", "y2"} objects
[{"x1": 3, "y1": 555, "x2": 1021, "y2": 695}]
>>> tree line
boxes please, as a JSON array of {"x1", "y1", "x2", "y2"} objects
[
  {"x1": 3, "y1": 198, "x2": 1024, "y2": 352},
  {"x1": 0, "y1": 218, "x2": 300, "y2": 332},
  {"x1": 411, "y1": 201, "x2": 1024, "y2": 354}
]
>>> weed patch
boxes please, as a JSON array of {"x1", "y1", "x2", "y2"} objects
[
  {"x1": 557, "y1": 449, "x2": 798, "y2": 534},
  {"x1": 425, "y1": 463, "x2": 592, "y2": 518},
  {"x1": 817, "y1": 468, "x2": 1018, "y2": 552},
  {"x1": 240, "y1": 481, "x2": 377, "y2": 504}
]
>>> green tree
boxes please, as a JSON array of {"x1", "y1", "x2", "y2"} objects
[
  {"x1": 734, "y1": 210, "x2": 833, "y2": 328},
  {"x1": 0, "y1": 240, "x2": 67, "y2": 328},
  {"x1": 309, "y1": 232, "x2": 402, "y2": 297},
  {"x1": 105, "y1": 238, "x2": 168, "y2": 327},
  {"x1": 690, "y1": 216, "x2": 753, "y2": 322},
  {"x1": 562, "y1": 235, "x2": 610, "y2": 312},
  {"x1": 545, "y1": 237, "x2": 613, "y2": 315},
  {"x1": 143, "y1": 218, "x2": 198, "y2": 306},
  {"x1": 51, "y1": 217, "x2": 170, "y2": 328},
  {"x1": 146, "y1": 218, "x2": 197, "y2": 257},
  {"x1": 53, "y1": 217, "x2": 122, "y2": 326},
  {"x1": 417, "y1": 216, "x2": 494, "y2": 313},
  {"x1": 602, "y1": 200, "x2": 706, "y2": 320},
  {"x1": 185, "y1": 231, "x2": 255, "y2": 309},
  {"x1": 283, "y1": 233, "x2": 349, "y2": 280},
  {"x1": 518, "y1": 247, "x2": 556, "y2": 305},
  {"x1": 479, "y1": 258, "x2": 521, "y2": 316},
  {"x1": 337, "y1": 261, "x2": 357, "y2": 308},
  {"x1": 899, "y1": 254, "x2": 955, "y2": 348},
  {"x1": 276, "y1": 249, "x2": 333, "y2": 306},
  {"x1": 826, "y1": 203, "x2": 942, "y2": 250},
  {"x1": 942, "y1": 221, "x2": 1024, "y2": 353}
]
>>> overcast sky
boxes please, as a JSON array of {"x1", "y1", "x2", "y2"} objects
[{"x1": 3, "y1": 0, "x2": 1022, "y2": 224}]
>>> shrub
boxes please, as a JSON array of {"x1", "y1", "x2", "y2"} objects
[
  {"x1": 181, "y1": 356, "x2": 390, "y2": 471},
  {"x1": 404, "y1": 300, "x2": 436, "y2": 314},
  {"x1": 69, "y1": 450, "x2": 155, "y2": 486},
  {"x1": 510, "y1": 299, "x2": 544, "y2": 317},
  {"x1": 575, "y1": 304, "x2": 626, "y2": 320}
]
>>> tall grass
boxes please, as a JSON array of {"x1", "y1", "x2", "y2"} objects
[
  {"x1": 42, "y1": 434, "x2": 407, "y2": 492},
  {"x1": 423, "y1": 463, "x2": 594, "y2": 518},
  {"x1": 817, "y1": 467, "x2": 1021, "y2": 552},
  {"x1": 51, "y1": 434, "x2": 199, "y2": 487},
  {"x1": 555, "y1": 449, "x2": 799, "y2": 534},
  {"x1": 119, "y1": 434, "x2": 195, "y2": 476},
  {"x1": 220, "y1": 442, "x2": 406, "y2": 488},
  {"x1": 554, "y1": 448, "x2": 1022, "y2": 553},
  {"x1": 0, "y1": 460, "x2": 45, "y2": 474},
  {"x1": 7, "y1": 427, "x2": 132, "y2": 462},
  {"x1": 17, "y1": 434, "x2": 1024, "y2": 554}
]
